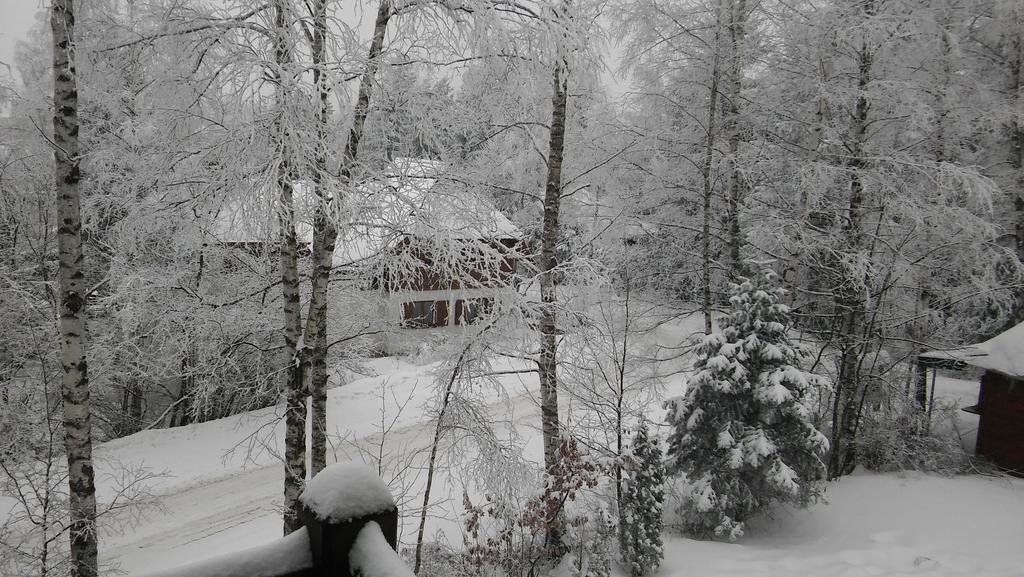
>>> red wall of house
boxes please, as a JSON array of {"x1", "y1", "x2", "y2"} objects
[
  {"x1": 380, "y1": 237, "x2": 520, "y2": 292},
  {"x1": 977, "y1": 371, "x2": 1024, "y2": 475}
]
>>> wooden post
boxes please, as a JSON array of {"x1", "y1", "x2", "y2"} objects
[
  {"x1": 299, "y1": 506, "x2": 399, "y2": 577},
  {"x1": 298, "y1": 462, "x2": 402, "y2": 577}
]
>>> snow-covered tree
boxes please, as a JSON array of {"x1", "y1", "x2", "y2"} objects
[
  {"x1": 51, "y1": 1, "x2": 100, "y2": 574},
  {"x1": 618, "y1": 423, "x2": 664, "y2": 577},
  {"x1": 665, "y1": 270, "x2": 827, "y2": 539}
]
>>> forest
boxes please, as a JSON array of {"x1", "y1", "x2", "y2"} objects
[{"x1": 1, "y1": 0, "x2": 1022, "y2": 576}]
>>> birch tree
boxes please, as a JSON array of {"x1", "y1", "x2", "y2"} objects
[
  {"x1": 272, "y1": 0, "x2": 308, "y2": 535},
  {"x1": 298, "y1": 0, "x2": 392, "y2": 483},
  {"x1": 51, "y1": 0, "x2": 99, "y2": 574}
]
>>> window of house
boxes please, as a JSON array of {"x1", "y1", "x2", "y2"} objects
[
  {"x1": 403, "y1": 300, "x2": 450, "y2": 328},
  {"x1": 458, "y1": 297, "x2": 494, "y2": 325},
  {"x1": 404, "y1": 301, "x2": 435, "y2": 328}
]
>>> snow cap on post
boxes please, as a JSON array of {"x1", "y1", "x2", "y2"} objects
[{"x1": 299, "y1": 462, "x2": 396, "y2": 522}]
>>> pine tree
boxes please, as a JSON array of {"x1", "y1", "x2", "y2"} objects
[
  {"x1": 618, "y1": 423, "x2": 664, "y2": 576},
  {"x1": 665, "y1": 270, "x2": 828, "y2": 539}
]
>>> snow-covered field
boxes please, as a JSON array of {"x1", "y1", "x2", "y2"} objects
[
  {"x1": 6, "y1": 307, "x2": 1020, "y2": 577},
  {"x1": 79, "y1": 348, "x2": 1024, "y2": 577},
  {"x1": 666, "y1": 472, "x2": 1024, "y2": 577}
]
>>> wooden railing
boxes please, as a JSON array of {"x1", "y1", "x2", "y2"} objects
[{"x1": 137, "y1": 463, "x2": 413, "y2": 577}]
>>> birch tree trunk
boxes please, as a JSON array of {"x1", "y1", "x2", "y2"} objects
[
  {"x1": 700, "y1": 2, "x2": 725, "y2": 334},
  {"x1": 51, "y1": 1, "x2": 99, "y2": 574},
  {"x1": 828, "y1": 20, "x2": 874, "y2": 479},
  {"x1": 302, "y1": 0, "x2": 392, "y2": 474},
  {"x1": 307, "y1": 0, "x2": 330, "y2": 478},
  {"x1": 273, "y1": 0, "x2": 307, "y2": 535},
  {"x1": 724, "y1": 0, "x2": 747, "y2": 279}
]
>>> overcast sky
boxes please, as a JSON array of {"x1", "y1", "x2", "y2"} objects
[{"x1": 0, "y1": 0, "x2": 43, "y2": 76}]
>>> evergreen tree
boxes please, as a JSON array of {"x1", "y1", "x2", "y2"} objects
[
  {"x1": 619, "y1": 423, "x2": 665, "y2": 576},
  {"x1": 665, "y1": 270, "x2": 828, "y2": 539}
]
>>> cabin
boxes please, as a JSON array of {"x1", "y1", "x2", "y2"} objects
[
  {"x1": 920, "y1": 322, "x2": 1024, "y2": 475},
  {"x1": 205, "y1": 158, "x2": 522, "y2": 355}
]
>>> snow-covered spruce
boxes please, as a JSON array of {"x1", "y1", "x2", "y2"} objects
[
  {"x1": 665, "y1": 271, "x2": 828, "y2": 539},
  {"x1": 618, "y1": 423, "x2": 665, "y2": 576}
]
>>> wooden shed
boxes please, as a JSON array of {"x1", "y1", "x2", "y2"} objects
[{"x1": 921, "y1": 323, "x2": 1024, "y2": 475}]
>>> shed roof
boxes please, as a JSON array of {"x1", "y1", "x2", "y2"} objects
[{"x1": 920, "y1": 321, "x2": 1024, "y2": 378}]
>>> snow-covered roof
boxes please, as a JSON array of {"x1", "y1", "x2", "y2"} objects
[
  {"x1": 920, "y1": 321, "x2": 1024, "y2": 378},
  {"x1": 203, "y1": 158, "x2": 519, "y2": 263}
]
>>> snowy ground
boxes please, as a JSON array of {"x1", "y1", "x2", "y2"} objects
[
  {"x1": 665, "y1": 472, "x2": 1024, "y2": 577},
  {"x1": 7, "y1": 309, "x2": 1023, "y2": 576},
  {"x1": 94, "y1": 353, "x2": 547, "y2": 575}
]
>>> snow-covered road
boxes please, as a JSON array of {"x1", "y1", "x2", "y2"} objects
[{"x1": 97, "y1": 356, "x2": 542, "y2": 575}]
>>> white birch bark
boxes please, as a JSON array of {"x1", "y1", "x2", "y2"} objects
[
  {"x1": 308, "y1": 0, "x2": 330, "y2": 478},
  {"x1": 51, "y1": 1, "x2": 99, "y2": 574},
  {"x1": 302, "y1": 0, "x2": 392, "y2": 474},
  {"x1": 272, "y1": 0, "x2": 307, "y2": 535}
]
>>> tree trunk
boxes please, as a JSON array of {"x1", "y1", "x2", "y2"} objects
[
  {"x1": 539, "y1": 55, "x2": 569, "y2": 550},
  {"x1": 51, "y1": 1, "x2": 99, "y2": 575},
  {"x1": 912, "y1": 18, "x2": 953, "y2": 414},
  {"x1": 700, "y1": 3, "x2": 725, "y2": 334},
  {"x1": 828, "y1": 28, "x2": 873, "y2": 480},
  {"x1": 307, "y1": 0, "x2": 331, "y2": 478},
  {"x1": 724, "y1": 0, "x2": 747, "y2": 279},
  {"x1": 302, "y1": 0, "x2": 391, "y2": 478},
  {"x1": 413, "y1": 353, "x2": 465, "y2": 574},
  {"x1": 273, "y1": 0, "x2": 307, "y2": 535},
  {"x1": 1012, "y1": 7, "x2": 1024, "y2": 318}
]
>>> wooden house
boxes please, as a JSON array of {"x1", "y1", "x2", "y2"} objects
[
  {"x1": 204, "y1": 158, "x2": 522, "y2": 354},
  {"x1": 921, "y1": 322, "x2": 1024, "y2": 474}
]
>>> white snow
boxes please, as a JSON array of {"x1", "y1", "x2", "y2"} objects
[
  {"x1": 9, "y1": 309, "x2": 1011, "y2": 577},
  {"x1": 349, "y1": 521, "x2": 415, "y2": 577},
  {"x1": 299, "y1": 462, "x2": 396, "y2": 522},
  {"x1": 663, "y1": 472, "x2": 1024, "y2": 577},
  {"x1": 133, "y1": 526, "x2": 311, "y2": 577}
]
